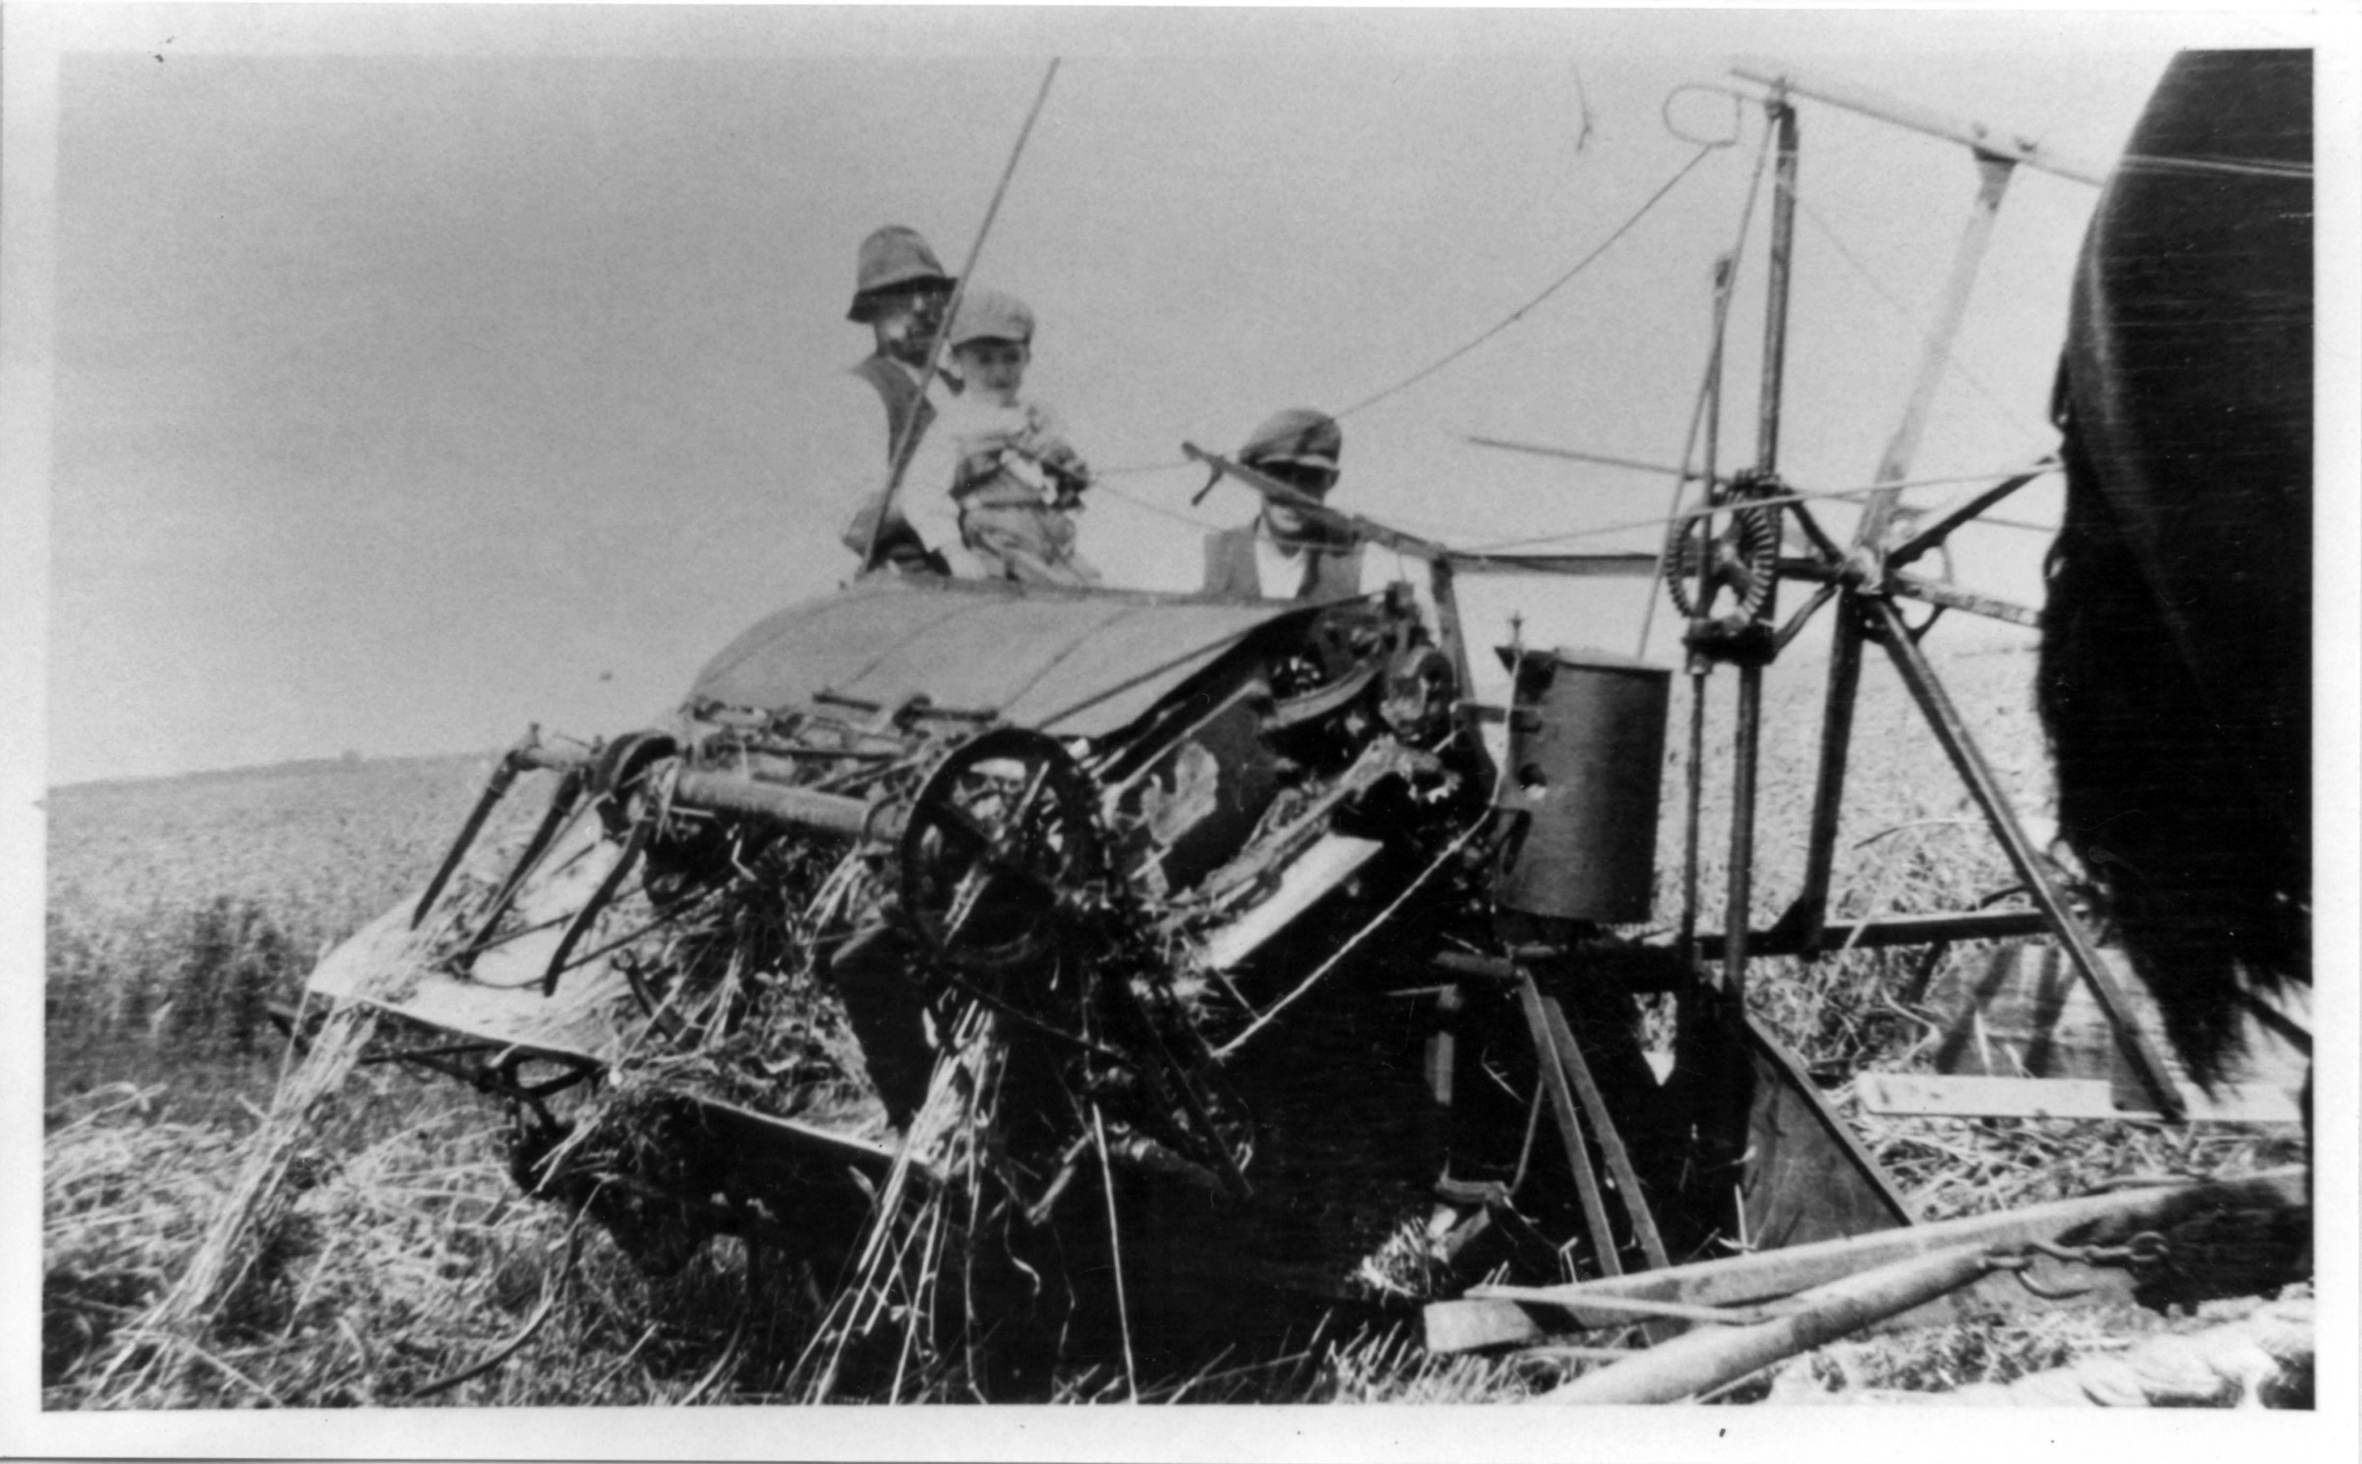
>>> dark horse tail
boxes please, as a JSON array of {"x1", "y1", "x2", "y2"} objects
[{"x1": 2040, "y1": 50, "x2": 2312, "y2": 1089}]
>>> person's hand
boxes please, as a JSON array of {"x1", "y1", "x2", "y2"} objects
[
  {"x1": 937, "y1": 539, "x2": 989, "y2": 578},
  {"x1": 955, "y1": 447, "x2": 1005, "y2": 492}
]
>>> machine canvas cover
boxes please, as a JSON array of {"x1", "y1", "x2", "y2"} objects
[{"x1": 692, "y1": 574, "x2": 1349, "y2": 737}]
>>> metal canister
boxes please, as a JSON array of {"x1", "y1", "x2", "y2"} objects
[{"x1": 1491, "y1": 646, "x2": 1670, "y2": 923}]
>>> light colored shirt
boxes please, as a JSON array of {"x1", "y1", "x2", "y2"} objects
[
  {"x1": 804, "y1": 356, "x2": 976, "y2": 571},
  {"x1": 1252, "y1": 527, "x2": 1312, "y2": 599}
]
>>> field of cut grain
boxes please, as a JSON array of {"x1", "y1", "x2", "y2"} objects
[{"x1": 40, "y1": 643, "x2": 2307, "y2": 1408}]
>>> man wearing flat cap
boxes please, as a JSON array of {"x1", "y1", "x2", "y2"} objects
[
  {"x1": 1201, "y1": 408, "x2": 1365, "y2": 599},
  {"x1": 825, "y1": 225, "x2": 961, "y2": 576}
]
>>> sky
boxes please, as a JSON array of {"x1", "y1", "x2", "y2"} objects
[{"x1": 2, "y1": 4, "x2": 2345, "y2": 788}]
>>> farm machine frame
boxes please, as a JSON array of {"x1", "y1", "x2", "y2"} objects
[{"x1": 299, "y1": 63, "x2": 2309, "y2": 1387}]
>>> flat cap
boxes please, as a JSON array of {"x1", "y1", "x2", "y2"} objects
[
  {"x1": 946, "y1": 288, "x2": 1036, "y2": 347},
  {"x1": 1238, "y1": 408, "x2": 1342, "y2": 470}
]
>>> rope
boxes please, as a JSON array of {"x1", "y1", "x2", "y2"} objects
[
  {"x1": 2112, "y1": 151, "x2": 2312, "y2": 182},
  {"x1": 1090, "y1": 140, "x2": 1725, "y2": 485},
  {"x1": 1334, "y1": 143, "x2": 1723, "y2": 420}
]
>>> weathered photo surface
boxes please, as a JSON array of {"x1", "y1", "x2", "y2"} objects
[{"x1": 5, "y1": 5, "x2": 2352, "y2": 1458}]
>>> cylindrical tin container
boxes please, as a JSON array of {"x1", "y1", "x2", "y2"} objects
[{"x1": 1491, "y1": 646, "x2": 1670, "y2": 923}]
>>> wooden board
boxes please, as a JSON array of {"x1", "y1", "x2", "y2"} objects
[
  {"x1": 1738, "y1": 1017, "x2": 1917, "y2": 1250},
  {"x1": 1923, "y1": 940, "x2": 2310, "y2": 1092},
  {"x1": 1857, "y1": 1072, "x2": 2305, "y2": 1126}
]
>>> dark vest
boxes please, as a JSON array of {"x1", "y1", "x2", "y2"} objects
[
  {"x1": 1201, "y1": 524, "x2": 1365, "y2": 600},
  {"x1": 851, "y1": 353, "x2": 946, "y2": 573}
]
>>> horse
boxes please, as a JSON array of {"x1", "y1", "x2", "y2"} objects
[{"x1": 2039, "y1": 48, "x2": 2312, "y2": 1095}]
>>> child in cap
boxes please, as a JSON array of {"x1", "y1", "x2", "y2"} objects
[{"x1": 933, "y1": 288, "x2": 1101, "y2": 586}]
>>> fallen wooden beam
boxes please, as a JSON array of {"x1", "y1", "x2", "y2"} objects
[
  {"x1": 1540, "y1": 1242, "x2": 1995, "y2": 1403},
  {"x1": 1424, "y1": 1168, "x2": 2306, "y2": 1353}
]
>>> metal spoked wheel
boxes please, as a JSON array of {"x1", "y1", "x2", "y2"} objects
[{"x1": 898, "y1": 727, "x2": 1104, "y2": 973}]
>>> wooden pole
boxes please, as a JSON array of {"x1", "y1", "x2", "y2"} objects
[
  {"x1": 1538, "y1": 1243, "x2": 1994, "y2": 1404},
  {"x1": 1424, "y1": 1167, "x2": 2307, "y2": 1353}
]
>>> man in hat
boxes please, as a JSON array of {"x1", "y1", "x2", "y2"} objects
[
  {"x1": 1201, "y1": 408, "x2": 1365, "y2": 599},
  {"x1": 824, "y1": 225, "x2": 963, "y2": 575}
]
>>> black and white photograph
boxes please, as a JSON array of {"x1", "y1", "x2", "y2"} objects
[{"x1": 5, "y1": 4, "x2": 2353, "y2": 1456}]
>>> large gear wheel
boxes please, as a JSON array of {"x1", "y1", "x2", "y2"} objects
[
  {"x1": 1663, "y1": 472, "x2": 1783, "y2": 622},
  {"x1": 897, "y1": 727, "x2": 1104, "y2": 973}
]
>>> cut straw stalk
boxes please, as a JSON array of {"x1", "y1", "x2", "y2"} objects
[{"x1": 116, "y1": 999, "x2": 379, "y2": 1396}]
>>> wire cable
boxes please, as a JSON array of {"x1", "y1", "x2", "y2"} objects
[
  {"x1": 1777, "y1": 172, "x2": 2057, "y2": 449},
  {"x1": 1333, "y1": 143, "x2": 1724, "y2": 421}
]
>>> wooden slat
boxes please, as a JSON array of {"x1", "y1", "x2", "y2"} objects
[
  {"x1": 1857, "y1": 1073, "x2": 2305, "y2": 1127},
  {"x1": 1517, "y1": 976, "x2": 1623, "y2": 1277},
  {"x1": 1541, "y1": 996, "x2": 1672, "y2": 1270}
]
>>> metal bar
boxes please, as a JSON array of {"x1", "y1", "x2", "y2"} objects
[
  {"x1": 671, "y1": 768, "x2": 888, "y2": 842},
  {"x1": 1770, "y1": 580, "x2": 1838, "y2": 655},
  {"x1": 1443, "y1": 551, "x2": 1663, "y2": 578},
  {"x1": 1723, "y1": 664, "x2": 1763, "y2": 1000},
  {"x1": 1890, "y1": 576, "x2": 2040, "y2": 629},
  {"x1": 1755, "y1": 100, "x2": 1799, "y2": 472},
  {"x1": 1426, "y1": 555, "x2": 1496, "y2": 784},
  {"x1": 1885, "y1": 461, "x2": 2054, "y2": 570},
  {"x1": 1517, "y1": 972, "x2": 1624, "y2": 1278},
  {"x1": 1715, "y1": 97, "x2": 1800, "y2": 1004},
  {"x1": 1727, "y1": 59, "x2": 2112, "y2": 186},
  {"x1": 455, "y1": 771, "x2": 587, "y2": 967},
  {"x1": 540, "y1": 819, "x2": 649, "y2": 998},
  {"x1": 1855, "y1": 153, "x2": 2018, "y2": 555},
  {"x1": 1185, "y1": 443, "x2": 1443, "y2": 560},
  {"x1": 1676, "y1": 665, "x2": 1708, "y2": 968},
  {"x1": 1464, "y1": 433, "x2": 1724, "y2": 485},
  {"x1": 1540, "y1": 996, "x2": 1672, "y2": 1271},
  {"x1": 1789, "y1": 596, "x2": 1868, "y2": 951},
  {"x1": 1867, "y1": 598, "x2": 2185, "y2": 1118},
  {"x1": 1677, "y1": 906, "x2": 2049, "y2": 960},
  {"x1": 412, "y1": 753, "x2": 522, "y2": 927}
]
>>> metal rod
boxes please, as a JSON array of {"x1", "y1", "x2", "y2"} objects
[
  {"x1": 1672, "y1": 906, "x2": 2050, "y2": 960},
  {"x1": 1855, "y1": 152, "x2": 2017, "y2": 557},
  {"x1": 412, "y1": 753, "x2": 522, "y2": 926},
  {"x1": 1789, "y1": 595, "x2": 1867, "y2": 951},
  {"x1": 671, "y1": 768, "x2": 891, "y2": 842},
  {"x1": 1866, "y1": 598, "x2": 2185, "y2": 1118},
  {"x1": 1885, "y1": 460, "x2": 2054, "y2": 570},
  {"x1": 1727, "y1": 58, "x2": 2111, "y2": 186},
  {"x1": 1718, "y1": 97, "x2": 1799, "y2": 1001},
  {"x1": 1890, "y1": 576, "x2": 2039, "y2": 629},
  {"x1": 455, "y1": 771, "x2": 587, "y2": 967},
  {"x1": 1465, "y1": 434, "x2": 1725, "y2": 484},
  {"x1": 1754, "y1": 99, "x2": 1799, "y2": 474}
]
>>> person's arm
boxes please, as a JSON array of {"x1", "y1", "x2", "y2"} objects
[{"x1": 897, "y1": 415, "x2": 985, "y2": 576}]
